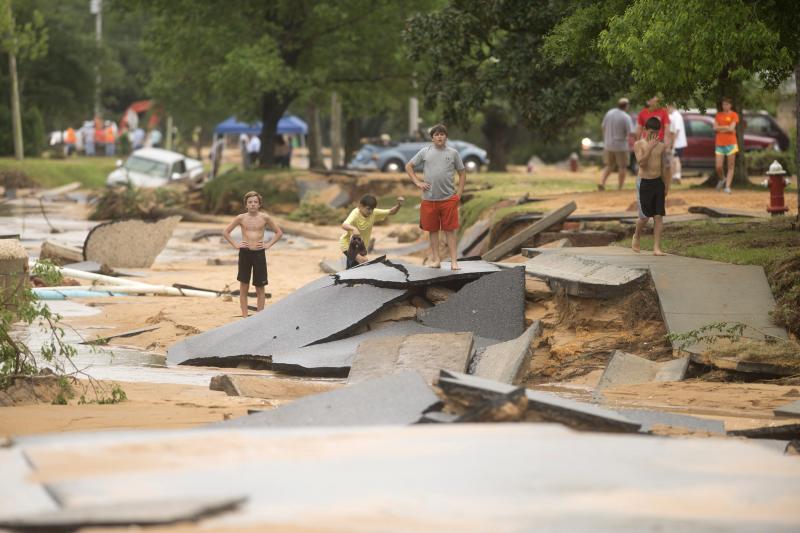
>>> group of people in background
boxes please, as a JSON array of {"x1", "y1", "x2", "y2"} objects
[
  {"x1": 598, "y1": 95, "x2": 737, "y2": 193},
  {"x1": 239, "y1": 133, "x2": 292, "y2": 170},
  {"x1": 59, "y1": 115, "x2": 164, "y2": 158}
]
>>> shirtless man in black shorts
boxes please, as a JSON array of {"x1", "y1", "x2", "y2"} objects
[
  {"x1": 632, "y1": 117, "x2": 671, "y2": 256},
  {"x1": 223, "y1": 191, "x2": 283, "y2": 317}
]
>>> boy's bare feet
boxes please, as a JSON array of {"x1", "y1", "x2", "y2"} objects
[
  {"x1": 450, "y1": 261, "x2": 460, "y2": 270},
  {"x1": 429, "y1": 261, "x2": 441, "y2": 269},
  {"x1": 653, "y1": 249, "x2": 666, "y2": 256},
  {"x1": 631, "y1": 234, "x2": 640, "y2": 253}
]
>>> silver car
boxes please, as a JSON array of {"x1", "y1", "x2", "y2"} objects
[{"x1": 348, "y1": 140, "x2": 489, "y2": 173}]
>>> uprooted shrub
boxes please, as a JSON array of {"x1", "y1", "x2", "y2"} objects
[
  {"x1": 0, "y1": 169, "x2": 38, "y2": 189},
  {"x1": 202, "y1": 170, "x2": 299, "y2": 214},
  {"x1": 90, "y1": 184, "x2": 186, "y2": 220},
  {"x1": 769, "y1": 253, "x2": 800, "y2": 338}
]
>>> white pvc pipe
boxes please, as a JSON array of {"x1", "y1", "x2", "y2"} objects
[
  {"x1": 41, "y1": 284, "x2": 218, "y2": 298},
  {"x1": 30, "y1": 260, "x2": 151, "y2": 287}
]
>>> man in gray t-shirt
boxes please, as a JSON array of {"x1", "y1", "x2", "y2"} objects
[
  {"x1": 599, "y1": 97, "x2": 634, "y2": 191},
  {"x1": 405, "y1": 123, "x2": 466, "y2": 270}
]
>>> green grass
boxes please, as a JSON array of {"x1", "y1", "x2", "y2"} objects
[
  {"x1": 0, "y1": 157, "x2": 117, "y2": 189},
  {"x1": 619, "y1": 217, "x2": 800, "y2": 267},
  {"x1": 377, "y1": 195, "x2": 420, "y2": 224}
]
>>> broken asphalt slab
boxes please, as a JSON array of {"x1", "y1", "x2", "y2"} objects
[
  {"x1": 0, "y1": 449, "x2": 59, "y2": 519},
  {"x1": 334, "y1": 258, "x2": 499, "y2": 288},
  {"x1": 270, "y1": 320, "x2": 459, "y2": 376},
  {"x1": 472, "y1": 321, "x2": 542, "y2": 384},
  {"x1": 597, "y1": 351, "x2": 689, "y2": 390},
  {"x1": 417, "y1": 267, "x2": 526, "y2": 342},
  {"x1": 10, "y1": 425, "x2": 800, "y2": 530},
  {"x1": 437, "y1": 370, "x2": 641, "y2": 433},
  {"x1": 0, "y1": 497, "x2": 245, "y2": 531},
  {"x1": 728, "y1": 424, "x2": 800, "y2": 441},
  {"x1": 83, "y1": 216, "x2": 181, "y2": 268},
  {"x1": 210, "y1": 371, "x2": 441, "y2": 428},
  {"x1": 168, "y1": 282, "x2": 407, "y2": 366},
  {"x1": 347, "y1": 332, "x2": 473, "y2": 385},
  {"x1": 457, "y1": 219, "x2": 491, "y2": 257},
  {"x1": 688, "y1": 206, "x2": 768, "y2": 218},
  {"x1": 523, "y1": 253, "x2": 649, "y2": 299}
]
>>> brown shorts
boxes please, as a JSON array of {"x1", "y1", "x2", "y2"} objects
[
  {"x1": 420, "y1": 194, "x2": 460, "y2": 232},
  {"x1": 603, "y1": 150, "x2": 628, "y2": 172}
]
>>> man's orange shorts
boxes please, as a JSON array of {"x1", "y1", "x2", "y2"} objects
[{"x1": 419, "y1": 194, "x2": 460, "y2": 232}]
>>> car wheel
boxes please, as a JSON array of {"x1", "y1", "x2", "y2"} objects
[
  {"x1": 464, "y1": 156, "x2": 481, "y2": 173},
  {"x1": 382, "y1": 159, "x2": 404, "y2": 173}
]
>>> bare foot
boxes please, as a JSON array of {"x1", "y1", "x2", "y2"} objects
[
  {"x1": 429, "y1": 261, "x2": 441, "y2": 269},
  {"x1": 450, "y1": 262, "x2": 461, "y2": 271},
  {"x1": 631, "y1": 235, "x2": 640, "y2": 253},
  {"x1": 653, "y1": 249, "x2": 666, "y2": 256}
]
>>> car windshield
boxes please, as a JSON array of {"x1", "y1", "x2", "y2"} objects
[{"x1": 124, "y1": 156, "x2": 169, "y2": 178}]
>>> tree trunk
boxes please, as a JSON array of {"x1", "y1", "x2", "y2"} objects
[
  {"x1": 306, "y1": 101, "x2": 323, "y2": 169},
  {"x1": 481, "y1": 106, "x2": 514, "y2": 172},
  {"x1": 8, "y1": 50, "x2": 24, "y2": 161},
  {"x1": 795, "y1": 62, "x2": 800, "y2": 224},
  {"x1": 330, "y1": 91, "x2": 343, "y2": 169},
  {"x1": 258, "y1": 91, "x2": 290, "y2": 168},
  {"x1": 344, "y1": 117, "x2": 361, "y2": 168}
]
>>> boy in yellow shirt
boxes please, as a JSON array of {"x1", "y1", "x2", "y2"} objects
[{"x1": 340, "y1": 194, "x2": 404, "y2": 268}]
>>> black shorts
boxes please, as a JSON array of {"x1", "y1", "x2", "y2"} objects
[
  {"x1": 636, "y1": 177, "x2": 666, "y2": 218},
  {"x1": 674, "y1": 147, "x2": 685, "y2": 157},
  {"x1": 237, "y1": 249, "x2": 268, "y2": 286}
]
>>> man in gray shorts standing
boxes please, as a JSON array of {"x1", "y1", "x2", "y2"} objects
[
  {"x1": 405, "y1": 124, "x2": 466, "y2": 270},
  {"x1": 599, "y1": 97, "x2": 634, "y2": 191}
]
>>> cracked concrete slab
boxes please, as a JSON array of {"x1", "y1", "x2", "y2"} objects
[
  {"x1": 457, "y1": 219, "x2": 491, "y2": 257},
  {"x1": 84, "y1": 216, "x2": 181, "y2": 268},
  {"x1": 348, "y1": 332, "x2": 473, "y2": 385},
  {"x1": 775, "y1": 400, "x2": 800, "y2": 418},
  {"x1": 209, "y1": 374, "x2": 340, "y2": 399},
  {"x1": 523, "y1": 253, "x2": 649, "y2": 299},
  {"x1": 334, "y1": 259, "x2": 499, "y2": 288},
  {"x1": 615, "y1": 408, "x2": 724, "y2": 434},
  {"x1": 473, "y1": 321, "x2": 541, "y2": 384},
  {"x1": 168, "y1": 283, "x2": 407, "y2": 366},
  {"x1": 270, "y1": 320, "x2": 452, "y2": 376},
  {"x1": 483, "y1": 202, "x2": 576, "y2": 261},
  {"x1": 0, "y1": 449, "x2": 58, "y2": 519},
  {"x1": 438, "y1": 370, "x2": 641, "y2": 433},
  {"x1": 417, "y1": 267, "x2": 525, "y2": 342},
  {"x1": 10, "y1": 425, "x2": 800, "y2": 530},
  {"x1": 0, "y1": 497, "x2": 245, "y2": 531},
  {"x1": 528, "y1": 247, "x2": 788, "y2": 354},
  {"x1": 210, "y1": 371, "x2": 441, "y2": 428},
  {"x1": 597, "y1": 351, "x2": 689, "y2": 390}
]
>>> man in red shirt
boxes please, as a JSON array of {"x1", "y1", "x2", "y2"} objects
[
  {"x1": 714, "y1": 97, "x2": 739, "y2": 194},
  {"x1": 634, "y1": 95, "x2": 671, "y2": 145}
]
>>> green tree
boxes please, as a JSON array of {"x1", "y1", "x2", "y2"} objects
[
  {"x1": 599, "y1": 0, "x2": 794, "y2": 185},
  {"x1": 123, "y1": 0, "x2": 427, "y2": 168},
  {"x1": 404, "y1": 0, "x2": 630, "y2": 171},
  {"x1": 0, "y1": 0, "x2": 47, "y2": 159}
]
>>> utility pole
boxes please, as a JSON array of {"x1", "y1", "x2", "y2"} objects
[
  {"x1": 90, "y1": 0, "x2": 102, "y2": 118},
  {"x1": 408, "y1": 97, "x2": 419, "y2": 138},
  {"x1": 330, "y1": 91, "x2": 342, "y2": 169},
  {"x1": 5, "y1": 1, "x2": 23, "y2": 160}
]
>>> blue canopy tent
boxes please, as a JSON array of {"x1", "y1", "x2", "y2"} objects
[
  {"x1": 213, "y1": 115, "x2": 308, "y2": 136},
  {"x1": 210, "y1": 115, "x2": 308, "y2": 176}
]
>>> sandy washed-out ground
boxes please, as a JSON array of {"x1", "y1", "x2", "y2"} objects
[{"x1": 0, "y1": 168, "x2": 798, "y2": 438}]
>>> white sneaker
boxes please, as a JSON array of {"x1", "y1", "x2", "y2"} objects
[{"x1": 723, "y1": 187, "x2": 732, "y2": 194}]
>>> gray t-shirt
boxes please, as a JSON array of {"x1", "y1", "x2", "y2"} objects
[
  {"x1": 602, "y1": 108, "x2": 633, "y2": 152},
  {"x1": 408, "y1": 145, "x2": 465, "y2": 201}
]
